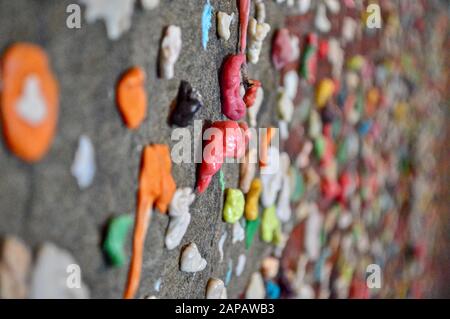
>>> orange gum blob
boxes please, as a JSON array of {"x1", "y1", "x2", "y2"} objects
[
  {"x1": 123, "y1": 144, "x2": 176, "y2": 299},
  {"x1": 0, "y1": 43, "x2": 59, "y2": 162},
  {"x1": 259, "y1": 127, "x2": 275, "y2": 167},
  {"x1": 117, "y1": 67, "x2": 147, "y2": 129}
]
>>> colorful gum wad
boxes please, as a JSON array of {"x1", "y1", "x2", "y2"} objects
[
  {"x1": 124, "y1": 144, "x2": 176, "y2": 299},
  {"x1": 259, "y1": 127, "x2": 275, "y2": 167},
  {"x1": 223, "y1": 188, "x2": 245, "y2": 224},
  {"x1": 271, "y1": 28, "x2": 293, "y2": 71},
  {"x1": 315, "y1": 78, "x2": 335, "y2": 109},
  {"x1": 197, "y1": 121, "x2": 250, "y2": 193},
  {"x1": 261, "y1": 205, "x2": 281, "y2": 245},
  {"x1": 289, "y1": 167, "x2": 304, "y2": 203},
  {"x1": 0, "y1": 43, "x2": 59, "y2": 162},
  {"x1": 103, "y1": 215, "x2": 134, "y2": 267},
  {"x1": 299, "y1": 33, "x2": 318, "y2": 84},
  {"x1": 220, "y1": 54, "x2": 247, "y2": 120},
  {"x1": 116, "y1": 67, "x2": 147, "y2": 129},
  {"x1": 245, "y1": 217, "x2": 260, "y2": 249},
  {"x1": 243, "y1": 80, "x2": 262, "y2": 108},
  {"x1": 245, "y1": 178, "x2": 262, "y2": 221}
]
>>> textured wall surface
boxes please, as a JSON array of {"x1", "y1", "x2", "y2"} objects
[{"x1": 0, "y1": 0, "x2": 286, "y2": 298}]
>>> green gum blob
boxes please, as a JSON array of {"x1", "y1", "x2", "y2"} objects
[
  {"x1": 261, "y1": 206, "x2": 281, "y2": 244},
  {"x1": 219, "y1": 170, "x2": 225, "y2": 192},
  {"x1": 103, "y1": 214, "x2": 134, "y2": 267},
  {"x1": 314, "y1": 135, "x2": 326, "y2": 159},
  {"x1": 289, "y1": 166, "x2": 305, "y2": 203},
  {"x1": 223, "y1": 188, "x2": 245, "y2": 224},
  {"x1": 337, "y1": 139, "x2": 348, "y2": 164},
  {"x1": 246, "y1": 217, "x2": 261, "y2": 249}
]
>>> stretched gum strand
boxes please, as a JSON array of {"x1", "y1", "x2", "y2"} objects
[
  {"x1": 123, "y1": 196, "x2": 152, "y2": 299},
  {"x1": 123, "y1": 145, "x2": 176, "y2": 299},
  {"x1": 238, "y1": 0, "x2": 251, "y2": 54}
]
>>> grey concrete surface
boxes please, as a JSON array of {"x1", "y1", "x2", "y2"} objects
[{"x1": 0, "y1": 0, "x2": 285, "y2": 298}]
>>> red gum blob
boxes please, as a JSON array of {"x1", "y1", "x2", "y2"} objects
[
  {"x1": 238, "y1": 0, "x2": 251, "y2": 54},
  {"x1": 220, "y1": 54, "x2": 247, "y2": 120},
  {"x1": 318, "y1": 39, "x2": 329, "y2": 59},
  {"x1": 243, "y1": 80, "x2": 262, "y2": 108},
  {"x1": 321, "y1": 178, "x2": 341, "y2": 201},
  {"x1": 197, "y1": 121, "x2": 250, "y2": 193},
  {"x1": 271, "y1": 28, "x2": 293, "y2": 71},
  {"x1": 338, "y1": 171, "x2": 352, "y2": 204}
]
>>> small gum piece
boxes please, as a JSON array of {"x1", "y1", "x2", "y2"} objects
[
  {"x1": 206, "y1": 278, "x2": 227, "y2": 299},
  {"x1": 201, "y1": 0, "x2": 214, "y2": 49},
  {"x1": 261, "y1": 256, "x2": 280, "y2": 280},
  {"x1": 235, "y1": 254, "x2": 247, "y2": 277},
  {"x1": 304, "y1": 206, "x2": 323, "y2": 261},
  {"x1": 165, "y1": 212, "x2": 191, "y2": 250},
  {"x1": 245, "y1": 217, "x2": 260, "y2": 249},
  {"x1": 1, "y1": 43, "x2": 59, "y2": 162},
  {"x1": 223, "y1": 189, "x2": 245, "y2": 224},
  {"x1": 247, "y1": 17, "x2": 271, "y2": 64},
  {"x1": 232, "y1": 221, "x2": 245, "y2": 244},
  {"x1": 217, "y1": 12, "x2": 234, "y2": 41},
  {"x1": 247, "y1": 86, "x2": 264, "y2": 127},
  {"x1": 239, "y1": 148, "x2": 257, "y2": 193},
  {"x1": 244, "y1": 178, "x2": 262, "y2": 221},
  {"x1": 169, "y1": 187, "x2": 195, "y2": 217},
  {"x1": 103, "y1": 215, "x2": 134, "y2": 267},
  {"x1": 81, "y1": 0, "x2": 135, "y2": 40},
  {"x1": 261, "y1": 205, "x2": 281, "y2": 244},
  {"x1": 165, "y1": 187, "x2": 195, "y2": 250},
  {"x1": 315, "y1": 78, "x2": 335, "y2": 108},
  {"x1": 276, "y1": 174, "x2": 292, "y2": 223},
  {"x1": 170, "y1": 81, "x2": 203, "y2": 127},
  {"x1": 277, "y1": 89, "x2": 294, "y2": 122},
  {"x1": 271, "y1": 28, "x2": 294, "y2": 70},
  {"x1": 283, "y1": 70, "x2": 299, "y2": 100},
  {"x1": 315, "y1": 3, "x2": 331, "y2": 33},
  {"x1": 116, "y1": 67, "x2": 147, "y2": 129},
  {"x1": 218, "y1": 231, "x2": 227, "y2": 262},
  {"x1": 245, "y1": 272, "x2": 265, "y2": 299},
  {"x1": 159, "y1": 25, "x2": 182, "y2": 79},
  {"x1": 260, "y1": 149, "x2": 286, "y2": 207},
  {"x1": 289, "y1": 166, "x2": 305, "y2": 202},
  {"x1": 29, "y1": 242, "x2": 90, "y2": 298},
  {"x1": 71, "y1": 135, "x2": 96, "y2": 189},
  {"x1": 297, "y1": 0, "x2": 311, "y2": 14},
  {"x1": 180, "y1": 243, "x2": 207, "y2": 273},
  {"x1": 0, "y1": 236, "x2": 32, "y2": 298}
]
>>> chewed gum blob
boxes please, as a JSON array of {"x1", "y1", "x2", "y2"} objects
[{"x1": 0, "y1": 43, "x2": 59, "y2": 162}]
